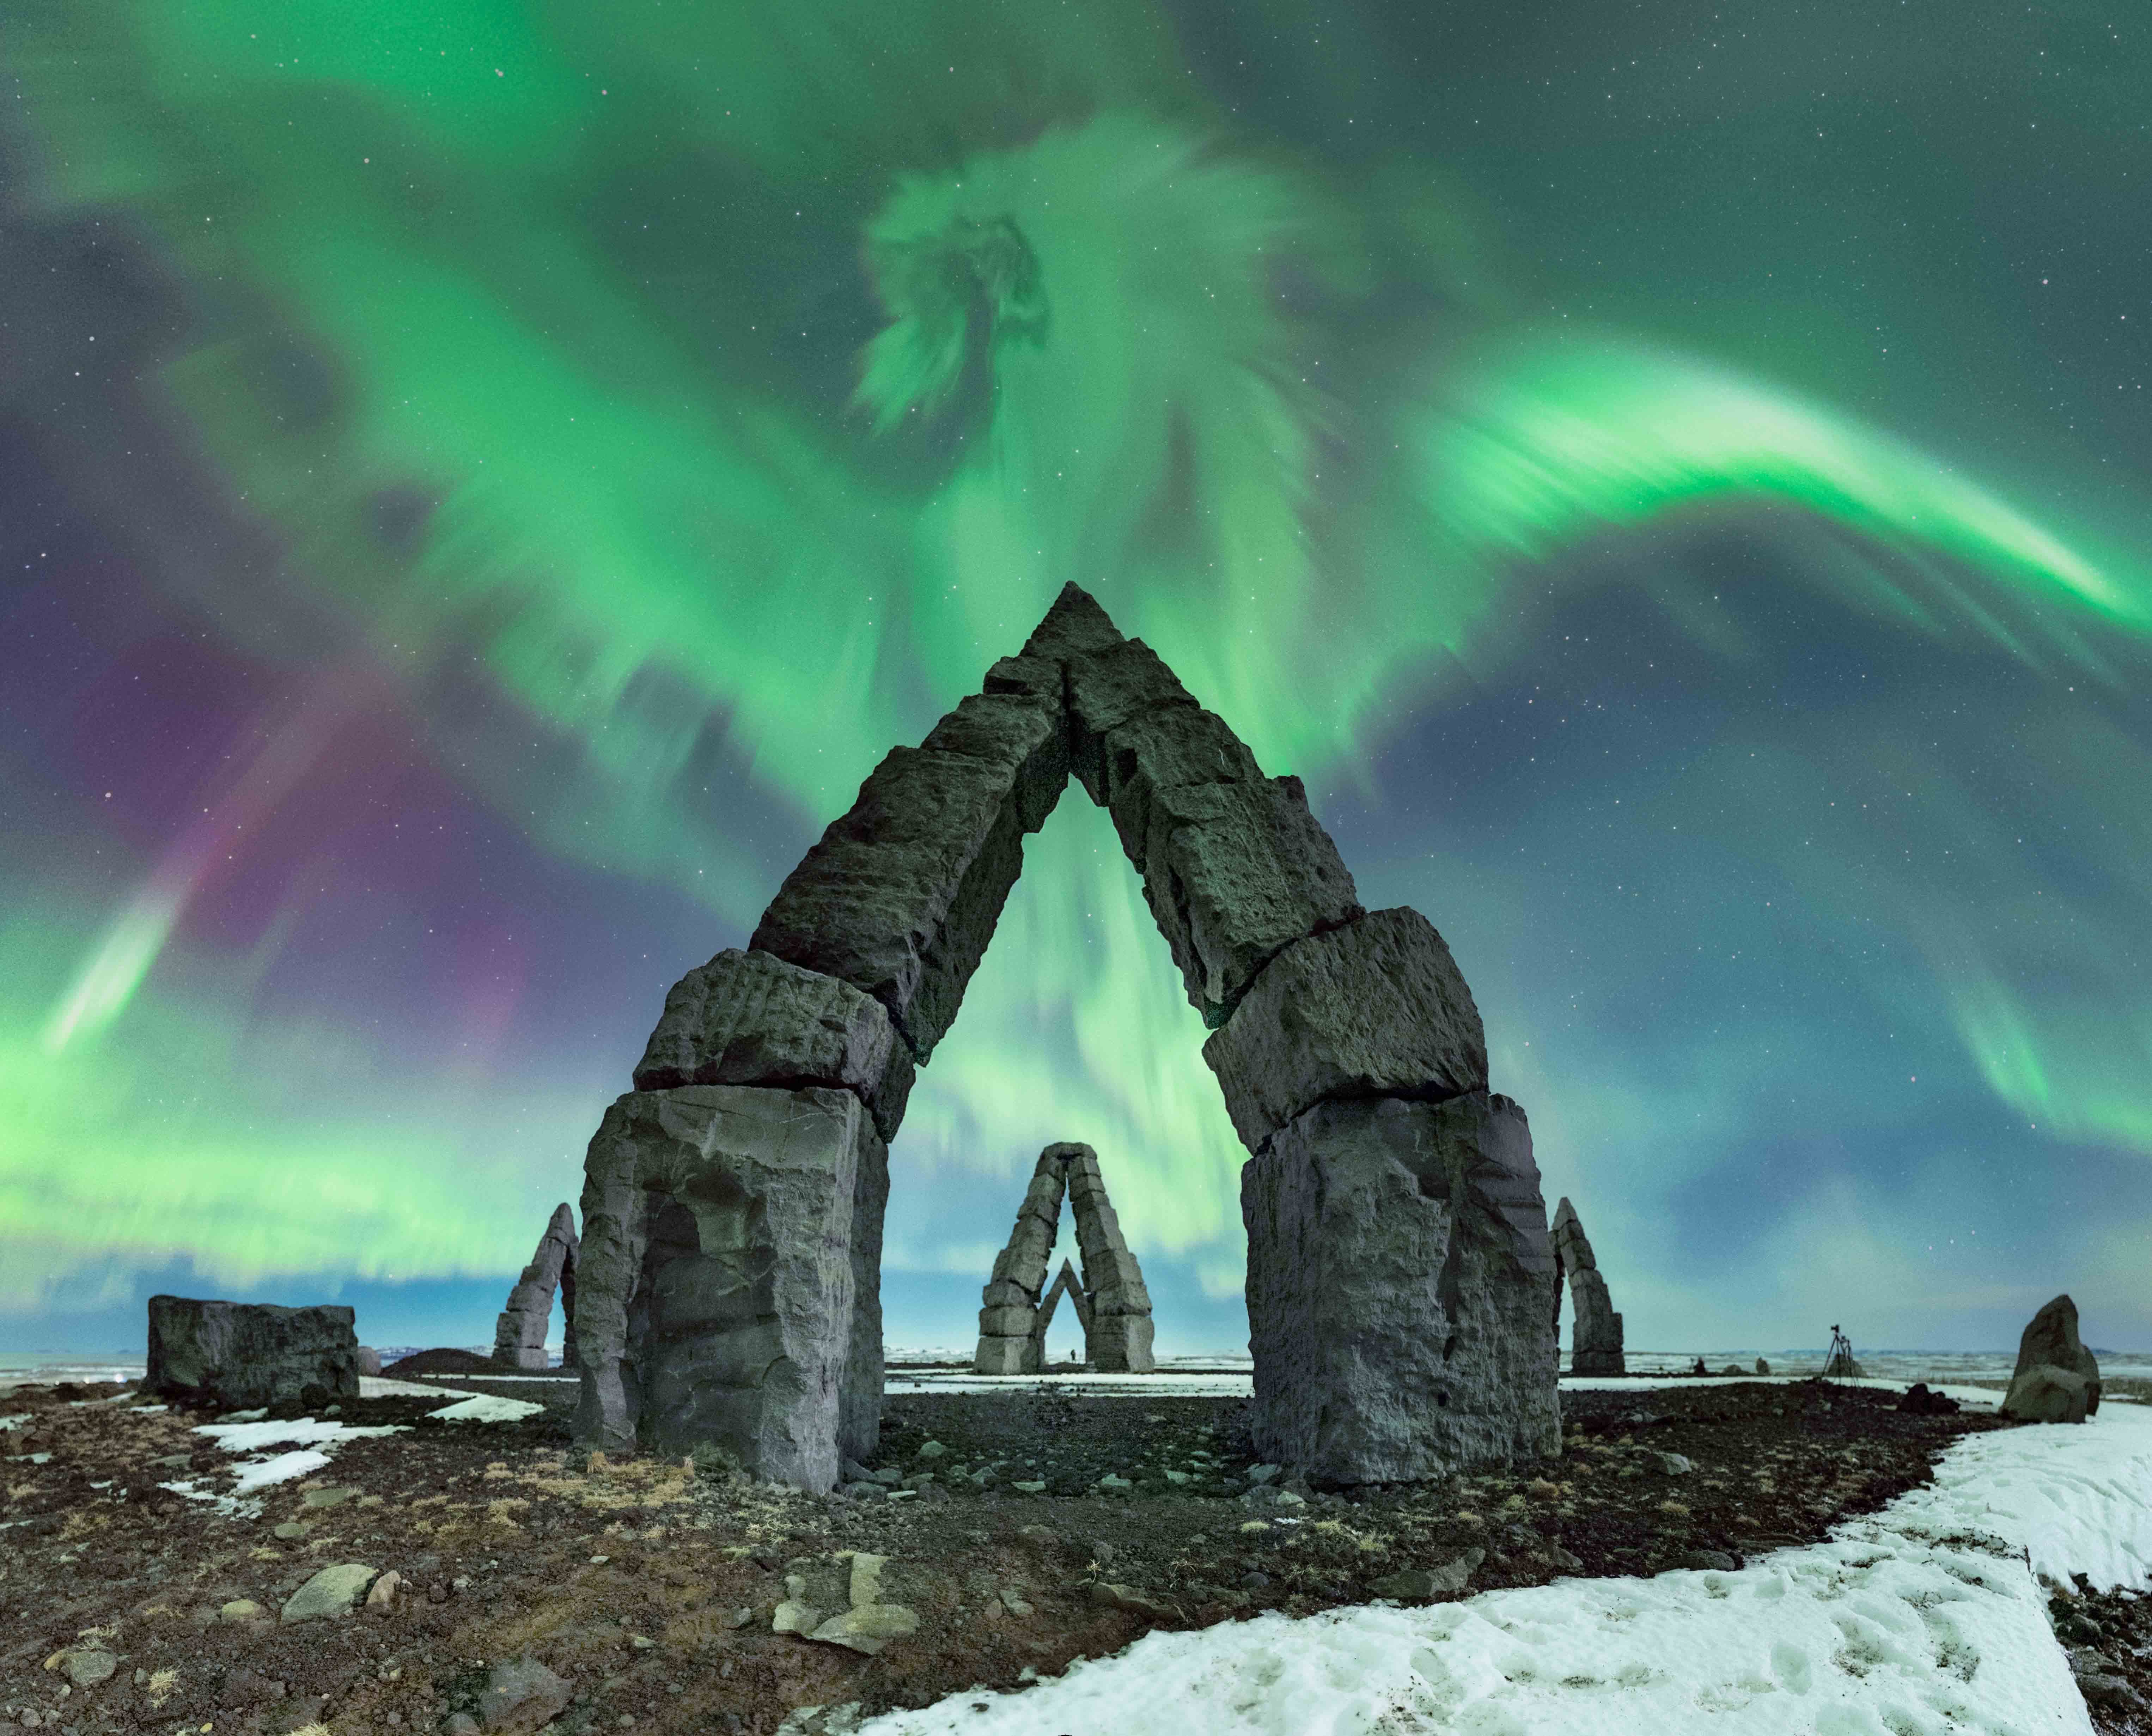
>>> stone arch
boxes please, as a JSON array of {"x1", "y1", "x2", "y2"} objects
[
  {"x1": 573, "y1": 584, "x2": 1559, "y2": 1488},
  {"x1": 1550, "y1": 1198, "x2": 1626, "y2": 1376},
  {"x1": 493, "y1": 1202, "x2": 579, "y2": 1371},
  {"x1": 974, "y1": 1143, "x2": 1153, "y2": 1373}
]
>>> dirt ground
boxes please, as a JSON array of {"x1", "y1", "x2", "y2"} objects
[{"x1": 0, "y1": 1376, "x2": 2050, "y2": 1735}]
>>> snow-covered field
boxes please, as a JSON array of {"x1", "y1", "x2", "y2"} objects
[{"x1": 854, "y1": 1383, "x2": 2152, "y2": 1736}]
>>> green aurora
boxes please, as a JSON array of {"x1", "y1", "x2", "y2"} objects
[{"x1": 4, "y1": 0, "x2": 2148, "y2": 1349}]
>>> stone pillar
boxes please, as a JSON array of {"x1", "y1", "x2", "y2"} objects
[
  {"x1": 1028, "y1": 1260, "x2": 1091, "y2": 1365},
  {"x1": 973, "y1": 1151, "x2": 1065, "y2": 1374},
  {"x1": 1242, "y1": 1092, "x2": 1561, "y2": 1484},
  {"x1": 1065, "y1": 1146, "x2": 1154, "y2": 1372},
  {"x1": 493, "y1": 1202, "x2": 580, "y2": 1371},
  {"x1": 1550, "y1": 1198, "x2": 1626, "y2": 1376},
  {"x1": 571, "y1": 1084, "x2": 881, "y2": 1493}
]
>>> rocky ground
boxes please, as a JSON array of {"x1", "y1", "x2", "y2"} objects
[
  {"x1": 0, "y1": 1376, "x2": 2050, "y2": 1736},
  {"x1": 2052, "y1": 1578, "x2": 2152, "y2": 1732}
]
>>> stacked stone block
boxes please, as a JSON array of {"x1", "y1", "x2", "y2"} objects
[
  {"x1": 1549, "y1": 1198, "x2": 1626, "y2": 1377},
  {"x1": 573, "y1": 1084, "x2": 882, "y2": 1491},
  {"x1": 571, "y1": 581, "x2": 1557, "y2": 1491},
  {"x1": 493, "y1": 1202, "x2": 580, "y2": 1371},
  {"x1": 973, "y1": 1151, "x2": 1068, "y2": 1375},
  {"x1": 971, "y1": 1142, "x2": 1155, "y2": 1374}
]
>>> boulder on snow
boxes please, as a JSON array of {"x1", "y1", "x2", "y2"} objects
[
  {"x1": 2010, "y1": 1293, "x2": 2101, "y2": 1415},
  {"x1": 2002, "y1": 1363, "x2": 2091, "y2": 1424}
]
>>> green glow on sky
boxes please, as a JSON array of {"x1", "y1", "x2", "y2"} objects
[{"x1": 7, "y1": 0, "x2": 2150, "y2": 1329}]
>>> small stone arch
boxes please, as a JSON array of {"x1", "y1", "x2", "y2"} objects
[
  {"x1": 572, "y1": 585, "x2": 1559, "y2": 1489},
  {"x1": 974, "y1": 1143, "x2": 1153, "y2": 1373},
  {"x1": 1550, "y1": 1197, "x2": 1626, "y2": 1376},
  {"x1": 493, "y1": 1203, "x2": 579, "y2": 1371}
]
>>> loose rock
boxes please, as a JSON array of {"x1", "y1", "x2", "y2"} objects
[
  {"x1": 1370, "y1": 1549, "x2": 1485, "y2": 1601},
  {"x1": 280, "y1": 1563, "x2": 379, "y2": 1623},
  {"x1": 475, "y1": 1656, "x2": 571, "y2": 1733}
]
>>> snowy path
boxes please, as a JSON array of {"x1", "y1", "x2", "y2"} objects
[{"x1": 860, "y1": 1396, "x2": 2152, "y2": 1735}]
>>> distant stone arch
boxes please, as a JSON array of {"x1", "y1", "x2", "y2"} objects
[
  {"x1": 974, "y1": 1143, "x2": 1153, "y2": 1374},
  {"x1": 493, "y1": 1203, "x2": 579, "y2": 1371},
  {"x1": 1550, "y1": 1198, "x2": 1625, "y2": 1376},
  {"x1": 572, "y1": 585, "x2": 1559, "y2": 1489}
]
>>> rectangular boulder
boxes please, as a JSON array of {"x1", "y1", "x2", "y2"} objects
[
  {"x1": 1087, "y1": 1312, "x2": 1155, "y2": 1373},
  {"x1": 1066, "y1": 638, "x2": 1200, "y2": 792},
  {"x1": 145, "y1": 1297, "x2": 360, "y2": 1409},
  {"x1": 988, "y1": 1217, "x2": 1055, "y2": 1294},
  {"x1": 632, "y1": 950, "x2": 914, "y2": 1143},
  {"x1": 749, "y1": 726, "x2": 1058, "y2": 1063},
  {"x1": 974, "y1": 1334, "x2": 1040, "y2": 1376},
  {"x1": 1127, "y1": 775, "x2": 1362, "y2": 1021},
  {"x1": 571, "y1": 1083, "x2": 881, "y2": 1493},
  {"x1": 921, "y1": 690, "x2": 1069, "y2": 834},
  {"x1": 1202, "y1": 907, "x2": 1489, "y2": 1151},
  {"x1": 1242, "y1": 1091, "x2": 1559, "y2": 1484}
]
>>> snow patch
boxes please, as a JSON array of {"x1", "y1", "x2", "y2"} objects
[
  {"x1": 194, "y1": 1417, "x2": 405, "y2": 1453},
  {"x1": 860, "y1": 1407, "x2": 2152, "y2": 1735},
  {"x1": 231, "y1": 1449, "x2": 334, "y2": 1494},
  {"x1": 426, "y1": 1394, "x2": 546, "y2": 1424}
]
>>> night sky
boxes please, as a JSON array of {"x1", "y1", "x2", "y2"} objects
[{"x1": 4, "y1": 1, "x2": 2148, "y2": 1359}]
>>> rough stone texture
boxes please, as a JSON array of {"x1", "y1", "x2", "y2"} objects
[
  {"x1": 972, "y1": 1336, "x2": 1035, "y2": 1376},
  {"x1": 475, "y1": 1656, "x2": 572, "y2": 1733},
  {"x1": 280, "y1": 1564, "x2": 378, "y2": 1623},
  {"x1": 145, "y1": 1297, "x2": 360, "y2": 1409},
  {"x1": 749, "y1": 689, "x2": 1066, "y2": 1063},
  {"x1": 1202, "y1": 907, "x2": 1489, "y2": 1150},
  {"x1": 493, "y1": 1202, "x2": 579, "y2": 1371},
  {"x1": 1549, "y1": 1198, "x2": 1625, "y2": 1377},
  {"x1": 1370, "y1": 1548, "x2": 1485, "y2": 1601},
  {"x1": 2002, "y1": 1363, "x2": 2092, "y2": 1424},
  {"x1": 1017, "y1": 581, "x2": 1126, "y2": 664},
  {"x1": 1092, "y1": 702, "x2": 1264, "y2": 849},
  {"x1": 632, "y1": 949, "x2": 915, "y2": 1142},
  {"x1": 355, "y1": 1346, "x2": 383, "y2": 1377},
  {"x1": 973, "y1": 1142, "x2": 1154, "y2": 1373},
  {"x1": 1127, "y1": 775, "x2": 1364, "y2": 1022},
  {"x1": 839, "y1": 1119, "x2": 889, "y2": 1467},
  {"x1": 572, "y1": 1084, "x2": 882, "y2": 1492},
  {"x1": 1242, "y1": 1091, "x2": 1560, "y2": 1484},
  {"x1": 2012, "y1": 1293, "x2": 2102, "y2": 1415}
]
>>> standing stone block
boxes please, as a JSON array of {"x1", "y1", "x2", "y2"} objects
[
  {"x1": 493, "y1": 1202, "x2": 580, "y2": 1370},
  {"x1": 841, "y1": 1118, "x2": 889, "y2": 1466},
  {"x1": 750, "y1": 700, "x2": 1065, "y2": 1061},
  {"x1": 632, "y1": 949, "x2": 914, "y2": 1143},
  {"x1": 572, "y1": 1084, "x2": 882, "y2": 1492},
  {"x1": 1088, "y1": 1313, "x2": 1155, "y2": 1372},
  {"x1": 1202, "y1": 907, "x2": 1488, "y2": 1150},
  {"x1": 1129, "y1": 775, "x2": 1363, "y2": 1022},
  {"x1": 2006, "y1": 1293, "x2": 2101, "y2": 1417},
  {"x1": 146, "y1": 1298, "x2": 360, "y2": 1409},
  {"x1": 1243, "y1": 1091, "x2": 1560, "y2": 1484},
  {"x1": 974, "y1": 1336, "x2": 1037, "y2": 1376}
]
